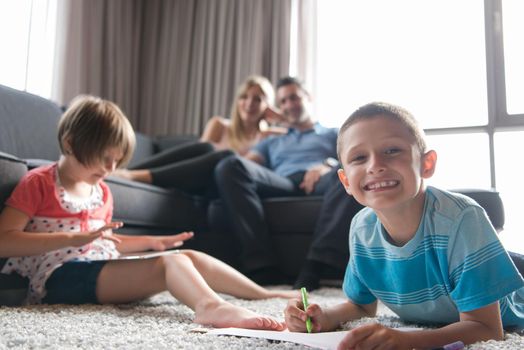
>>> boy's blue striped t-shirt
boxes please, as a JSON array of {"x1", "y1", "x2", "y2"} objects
[{"x1": 343, "y1": 186, "x2": 524, "y2": 328}]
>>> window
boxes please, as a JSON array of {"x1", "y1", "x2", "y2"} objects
[
  {"x1": 315, "y1": 1, "x2": 487, "y2": 130},
  {"x1": 426, "y1": 133, "x2": 490, "y2": 190},
  {"x1": 494, "y1": 131, "x2": 524, "y2": 236},
  {"x1": 501, "y1": 0, "x2": 524, "y2": 115},
  {"x1": 0, "y1": 0, "x2": 58, "y2": 98},
  {"x1": 312, "y1": 0, "x2": 524, "y2": 251}
]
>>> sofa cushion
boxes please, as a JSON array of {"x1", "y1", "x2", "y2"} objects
[
  {"x1": 0, "y1": 84, "x2": 62, "y2": 161},
  {"x1": 106, "y1": 176, "x2": 208, "y2": 232},
  {"x1": 207, "y1": 196, "x2": 323, "y2": 235}
]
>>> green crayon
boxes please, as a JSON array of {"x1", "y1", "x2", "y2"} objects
[{"x1": 300, "y1": 287, "x2": 312, "y2": 333}]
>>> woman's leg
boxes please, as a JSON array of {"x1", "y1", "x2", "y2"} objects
[
  {"x1": 113, "y1": 142, "x2": 215, "y2": 184},
  {"x1": 116, "y1": 146, "x2": 233, "y2": 194},
  {"x1": 131, "y1": 142, "x2": 215, "y2": 169},
  {"x1": 149, "y1": 149, "x2": 234, "y2": 192},
  {"x1": 95, "y1": 254, "x2": 286, "y2": 330}
]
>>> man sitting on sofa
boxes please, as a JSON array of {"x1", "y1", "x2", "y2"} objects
[{"x1": 214, "y1": 76, "x2": 363, "y2": 289}]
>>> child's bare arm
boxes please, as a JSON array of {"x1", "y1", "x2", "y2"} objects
[
  {"x1": 285, "y1": 298, "x2": 377, "y2": 332},
  {"x1": 408, "y1": 302, "x2": 504, "y2": 347},
  {"x1": 0, "y1": 206, "x2": 121, "y2": 257},
  {"x1": 337, "y1": 302, "x2": 503, "y2": 350},
  {"x1": 113, "y1": 231, "x2": 194, "y2": 253}
]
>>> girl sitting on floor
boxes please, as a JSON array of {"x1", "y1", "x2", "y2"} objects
[{"x1": 0, "y1": 95, "x2": 296, "y2": 330}]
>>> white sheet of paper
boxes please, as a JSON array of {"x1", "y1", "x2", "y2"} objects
[
  {"x1": 208, "y1": 327, "x2": 421, "y2": 350},
  {"x1": 90, "y1": 249, "x2": 180, "y2": 261}
]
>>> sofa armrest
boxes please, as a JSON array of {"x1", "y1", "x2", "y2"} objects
[
  {"x1": 0, "y1": 151, "x2": 27, "y2": 212},
  {"x1": 0, "y1": 151, "x2": 29, "y2": 304}
]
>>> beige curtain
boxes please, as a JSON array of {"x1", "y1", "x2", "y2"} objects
[{"x1": 53, "y1": 0, "x2": 292, "y2": 136}]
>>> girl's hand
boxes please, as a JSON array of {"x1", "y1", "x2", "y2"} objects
[
  {"x1": 70, "y1": 222, "x2": 123, "y2": 247},
  {"x1": 337, "y1": 323, "x2": 408, "y2": 350},
  {"x1": 284, "y1": 298, "x2": 326, "y2": 333},
  {"x1": 149, "y1": 231, "x2": 194, "y2": 251}
]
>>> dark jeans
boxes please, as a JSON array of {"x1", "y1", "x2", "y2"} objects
[
  {"x1": 131, "y1": 142, "x2": 233, "y2": 195},
  {"x1": 306, "y1": 170, "x2": 364, "y2": 271},
  {"x1": 214, "y1": 154, "x2": 363, "y2": 273}
]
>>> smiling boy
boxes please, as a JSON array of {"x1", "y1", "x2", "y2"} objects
[{"x1": 284, "y1": 102, "x2": 524, "y2": 349}]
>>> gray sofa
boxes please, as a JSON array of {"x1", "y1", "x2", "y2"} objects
[
  {"x1": 0, "y1": 84, "x2": 329, "y2": 305},
  {"x1": 0, "y1": 84, "x2": 509, "y2": 306}
]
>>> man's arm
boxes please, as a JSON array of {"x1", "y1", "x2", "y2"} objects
[
  {"x1": 300, "y1": 162, "x2": 336, "y2": 194},
  {"x1": 300, "y1": 128, "x2": 340, "y2": 194}
]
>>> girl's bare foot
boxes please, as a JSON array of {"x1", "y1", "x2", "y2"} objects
[
  {"x1": 194, "y1": 301, "x2": 285, "y2": 330},
  {"x1": 112, "y1": 169, "x2": 133, "y2": 180},
  {"x1": 111, "y1": 169, "x2": 152, "y2": 183}
]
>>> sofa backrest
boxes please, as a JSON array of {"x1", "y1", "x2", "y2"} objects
[
  {"x1": 453, "y1": 189, "x2": 505, "y2": 231},
  {"x1": 128, "y1": 132, "x2": 155, "y2": 168},
  {"x1": 0, "y1": 84, "x2": 62, "y2": 161}
]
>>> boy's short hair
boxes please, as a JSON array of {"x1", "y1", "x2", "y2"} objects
[
  {"x1": 57, "y1": 95, "x2": 136, "y2": 167},
  {"x1": 337, "y1": 102, "x2": 427, "y2": 160}
]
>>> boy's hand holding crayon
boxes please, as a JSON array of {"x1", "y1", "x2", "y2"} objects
[{"x1": 284, "y1": 291, "x2": 328, "y2": 333}]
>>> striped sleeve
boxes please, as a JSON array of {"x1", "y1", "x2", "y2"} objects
[{"x1": 447, "y1": 206, "x2": 524, "y2": 312}]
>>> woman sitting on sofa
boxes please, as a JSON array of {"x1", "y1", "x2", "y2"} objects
[{"x1": 113, "y1": 75, "x2": 286, "y2": 194}]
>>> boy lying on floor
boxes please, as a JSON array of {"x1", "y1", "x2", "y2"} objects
[{"x1": 285, "y1": 102, "x2": 524, "y2": 349}]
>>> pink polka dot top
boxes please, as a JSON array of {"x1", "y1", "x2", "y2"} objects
[{"x1": 1, "y1": 163, "x2": 119, "y2": 304}]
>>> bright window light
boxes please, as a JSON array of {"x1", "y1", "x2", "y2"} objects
[
  {"x1": 0, "y1": 0, "x2": 57, "y2": 98},
  {"x1": 0, "y1": 0, "x2": 32, "y2": 91},
  {"x1": 315, "y1": 0, "x2": 487, "y2": 130},
  {"x1": 494, "y1": 132, "x2": 524, "y2": 236},
  {"x1": 426, "y1": 133, "x2": 490, "y2": 190},
  {"x1": 502, "y1": 0, "x2": 524, "y2": 115}
]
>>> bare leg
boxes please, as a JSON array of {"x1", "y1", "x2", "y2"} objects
[
  {"x1": 96, "y1": 254, "x2": 286, "y2": 330},
  {"x1": 180, "y1": 250, "x2": 299, "y2": 300},
  {"x1": 112, "y1": 169, "x2": 152, "y2": 183}
]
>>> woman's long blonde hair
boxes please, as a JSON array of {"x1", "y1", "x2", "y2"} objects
[{"x1": 227, "y1": 75, "x2": 274, "y2": 152}]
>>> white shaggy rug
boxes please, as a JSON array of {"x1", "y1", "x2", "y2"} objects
[{"x1": 1, "y1": 287, "x2": 523, "y2": 349}]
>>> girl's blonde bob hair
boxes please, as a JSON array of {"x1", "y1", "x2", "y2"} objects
[{"x1": 57, "y1": 95, "x2": 136, "y2": 167}]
